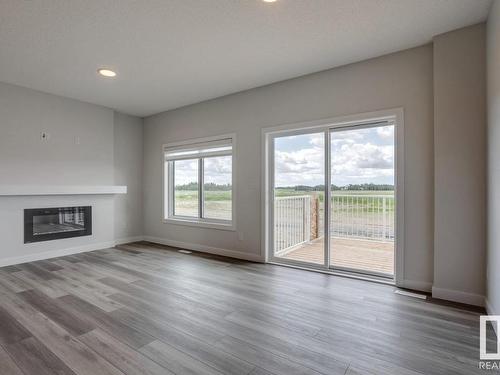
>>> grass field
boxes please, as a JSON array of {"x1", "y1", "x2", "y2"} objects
[
  {"x1": 273, "y1": 190, "x2": 395, "y2": 240},
  {"x1": 173, "y1": 189, "x2": 394, "y2": 219},
  {"x1": 275, "y1": 189, "x2": 393, "y2": 199},
  {"x1": 174, "y1": 190, "x2": 232, "y2": 219}
]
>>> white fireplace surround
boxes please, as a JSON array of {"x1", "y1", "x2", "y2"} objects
[{"x1": 0, "y1": 187, "x2": 134, "y2": 267}]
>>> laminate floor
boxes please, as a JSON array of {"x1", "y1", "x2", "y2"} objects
[{"x1": 0, "y1": 242, "x2": 495, "y2": 375}]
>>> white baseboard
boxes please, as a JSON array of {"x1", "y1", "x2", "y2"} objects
[
  {"x1": 0, "y1": 234, "x2": 261, "y2": 267},
  {"x1": 0, "y1": 236, "x2": 146, "y2": 267},
  {"x1": 114, "y1": 236, "x2": 144, "y2": 246},
  {"x1": 143, "y1": 235, "x2": 263, "y2": 262},
  {"x1": 399, "y1": 279, "x2": 432, "y2": 292},
  {"x1": 0, "y1": 240, "x2": 116, "y2": 267},
  {"x1": 432, "y1": 286, "x2": 485, "y2": 307}
]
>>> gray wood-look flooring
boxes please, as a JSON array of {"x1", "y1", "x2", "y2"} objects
[{"x1": 0, "y1": 242, "x2": 494, "y2": 375}]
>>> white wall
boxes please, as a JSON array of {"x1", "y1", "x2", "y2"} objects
[
  {"x1": 0, "y1": 82, "x2": 143, "y2": 264},
  {"x1": 113, "y1": 112, "x2": 144, "y2": 241},
  {"x1": 433, "y1": 24, "x2": 487, "y2": 306},
  {"x1": 487, "y1": 0, "x2": 500, "y2": 315},
  {"x1": 143, "y1": 45, "x2": 435, "y2": 289}
]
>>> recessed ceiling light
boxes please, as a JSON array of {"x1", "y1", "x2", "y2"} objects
[
  {"x1": 262, "y1": 0, "x2": 277, "y2": 2},
  {"x1": 97, "y1": 68, "x2": 117, "y2": 77}
]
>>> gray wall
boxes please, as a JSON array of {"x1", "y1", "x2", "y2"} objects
[
  {"x1": 0, "y1": 82, "x2": 114, "y2": 185},
  {"x1": 433, "y1": 24, "x2": 487, "y2": 306},
  {"x1": 143, "y1": 45, "x2": 435, "y2": 289},
  {"x1": 0, "y1": 82, "x2": 143, "y2": 264},
  {"x1": 113, "y1": 112, "x2": 144, "y2": 240},
  {"x1": 487, "y1": 0, "x2": 500, "y2": 315}
]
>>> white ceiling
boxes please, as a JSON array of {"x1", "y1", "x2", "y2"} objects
[{"x1": 0, "y1": 0, "x2": 492, "y2": 117}]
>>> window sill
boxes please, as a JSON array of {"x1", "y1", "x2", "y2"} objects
[{"x1": 163, "y1": 218, "x2": 235, "y2": 231}]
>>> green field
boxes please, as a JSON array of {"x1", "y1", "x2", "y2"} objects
[
  {"x1": 274, "y1": 188, "x2": 394, "y2": 201},
  {"x1": 174, "y1": 190, "x2": 232, "y2": 219},
  {"x1": 174, "y1": 189, "x2": 394, "y2": 219}
]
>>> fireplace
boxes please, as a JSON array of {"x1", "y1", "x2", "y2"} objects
[{"x1": 24, "y1": 206, "x2": 92, "y2": 243}]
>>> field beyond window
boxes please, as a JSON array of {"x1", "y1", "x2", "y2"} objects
[
  {"x1": 174, "y1": 190, "x2": 231, "y2": 220},
  {"x1": 173, "y1": 159, "x2": 199, "y2": 217},
  {"x1": 172, "y1": 154, "x2": 232, "y2": 221}
]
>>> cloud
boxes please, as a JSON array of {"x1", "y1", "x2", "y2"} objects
[
  {"x1": 205, "y1": 156, "x2": 231, "y2": 174},
  {"x1": 204, "y1": 156, "x2": 232, "y2": 184},
  {"x1": 331, "y1": 142, "x2": 394, "y2": 186},
  {"x1": 275, "y1": 132, "x2": 394, "y2": 187},
  {"x1": 376, "y1": 125, "x2": 394, "y2": 139},
  {"x1": 308, "y1": 133, "x2": 324, "y2": 147},
  {"x1": 172, "y1": 127, "x2": 395, "y2": 188},
  {"x1": 275, "y1": 145, "x2": 325, "y2": 186},
  {"x1": 333, "y1": 142, "x2": 393, "y2": 170},
  {"x1": 173, "y1": 156, "x2": 232, "y2": 185}
]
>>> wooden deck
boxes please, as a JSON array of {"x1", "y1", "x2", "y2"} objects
[{"x1": 279, "y1": 237, "x2": 394, "y2": 275}]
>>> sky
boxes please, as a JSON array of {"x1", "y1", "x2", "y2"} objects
[
  {"x1": 274, "y1": 125, "x2": 394, "y2": 187},
  {"x1": 174, "y1": 155, "x2": 232, "y2": 186},
  {"x1": 173, "y1": 125, "x2": 394, "y2": 188}
]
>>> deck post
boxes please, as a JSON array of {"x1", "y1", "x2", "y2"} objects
[
  {"x1": 382, "y1": 196, "x2": 387, "y2": 240},
  {"x1": 310, "y1": 194, "x2": 319, "y2": 240}
]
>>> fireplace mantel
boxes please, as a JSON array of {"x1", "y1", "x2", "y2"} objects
[{"x1": 0, "y1": 185, "x2": 127, "y2": 196}]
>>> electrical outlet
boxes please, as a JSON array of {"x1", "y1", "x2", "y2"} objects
[
  {"x1": 238, "y1": 231, "x2": 244, "y2": 241},
  {"x1": 74, "y1": 136, "x2": 81, "y2": 145},
  {"x1": 40, "y1": 132, "x2": 50, "y2": 141}
]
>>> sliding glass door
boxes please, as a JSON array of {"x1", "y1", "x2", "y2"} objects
[
  {"x1": 272, "y1": 132, "x2": 326, "y2": 265},
  {"x1": 330, "y1": 124, "x2": 395, "y2": 277},
  {"x1": 268, "y1": 120, "x2": 396, "y2": 279}
]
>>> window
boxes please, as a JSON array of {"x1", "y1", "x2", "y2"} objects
[
  {"x1": 173, "y1": 159, "x2": 199, "y2": 217},
  {"x1": 164, "y1": 135, "x2": 235, "y2": 229}
]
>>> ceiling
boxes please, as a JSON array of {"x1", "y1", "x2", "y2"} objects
[{"x1": 0, "y1": 0, "x2": 492, "y2": 117}]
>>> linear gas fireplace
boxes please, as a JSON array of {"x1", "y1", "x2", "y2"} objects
[{"x1": 24, "y1": 206, "x2": 92, "y2": 243}]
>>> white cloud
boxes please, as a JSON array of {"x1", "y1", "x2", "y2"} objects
[
  {"x1": 331, "y1": 141, "x2": 394, "y2": 185},
  {"x1": 333, "y1": 142, "x2": 393, "y2": 170},
  {"x1": 275, "y1": 134, "x2": 394, "y2": 187},
  {"x1": 331, "y1": 131, "x2": 364, "y2": 141},
  {"x1": 308, "y1": 133, "x2": 324, "y2": 147},
  {"x1": 275, "y1": 145, "x2": 325, "y2": 186},
  {"x1": 173, "y1": 130, "x2": 395, "y2": 188},
  {"x1": 173, "y1": 156, "x2": 232, "y2": 186},
  {"x1": 376, "y1": 125, "x2": 394, "y2": 140},
  {"x1": 204, "y1": 156, "x2": 231, "y2": 184}
]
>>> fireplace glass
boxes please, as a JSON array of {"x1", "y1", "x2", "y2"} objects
[{"x1": 24, "y1": 206, "x2": 92, "y2": 243}]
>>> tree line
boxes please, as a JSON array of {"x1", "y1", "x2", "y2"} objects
[
  {"x1": 176, "y1": 182, "x2": 232, "y2": 191},
  {"x1": 277, "y1": 183, "x2": 394, "y2": 191},
  {"x1": 176, "y1": 182, "x2": 393, "y2": 191}
]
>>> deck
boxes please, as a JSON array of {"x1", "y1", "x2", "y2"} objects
[{"x1": 279, "y1": 237, "x2": 394, "y2": 275}]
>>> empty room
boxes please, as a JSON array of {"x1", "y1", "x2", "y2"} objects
[{"x1": 0, "y1": 0, "x2": 499, "y2": 374}]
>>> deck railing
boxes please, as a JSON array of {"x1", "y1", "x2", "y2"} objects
[
  {"x1": 274, "y1": 196, "x2": 311, "y2": 255},
  {"x1": 331, "y1": 194, "x2": 394, "y2": 241},
  {"x1": 274, "y1": 193, "x2": 394, "y2": 253}
]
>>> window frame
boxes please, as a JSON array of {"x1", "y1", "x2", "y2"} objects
[{"x1": 163, "y1": 134, "x2": 236, "y2": 231}]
